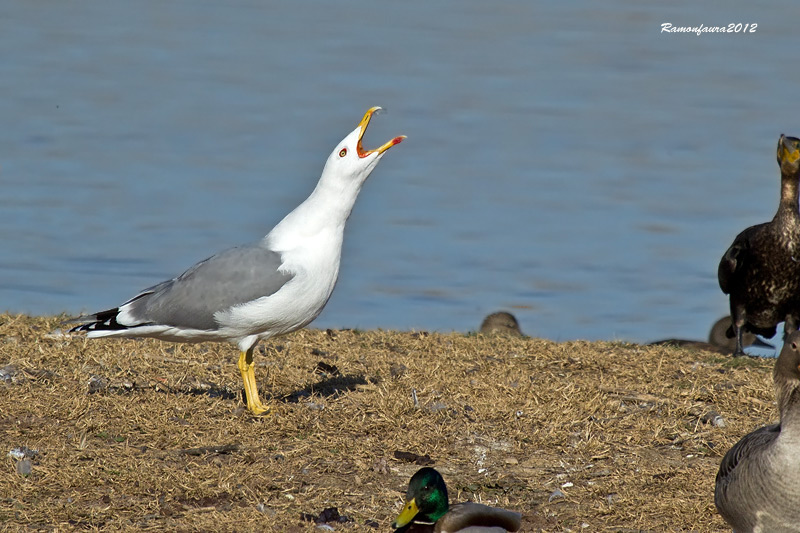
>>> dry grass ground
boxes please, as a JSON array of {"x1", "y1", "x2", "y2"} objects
[{"x1": 0, "y1": 314, "x2": 778, "y2": 531}]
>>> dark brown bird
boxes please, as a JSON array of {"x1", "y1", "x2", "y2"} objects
[
  {"x1": 718, "y1": 134, "x2": 800, "y2": 356},
  {"x1": 649, "y1": 316, "x2": 773, "y2": 355},
  {"x1": 714, "y1": 330, "x2": 800, "y2": 531},
  {"x1": 479, "y1": 312, "x2": 522, "y2": 337}
]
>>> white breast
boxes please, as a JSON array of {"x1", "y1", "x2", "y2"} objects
[{"x1": 215, "y1": 226, "x2": 344, "y2": 341}]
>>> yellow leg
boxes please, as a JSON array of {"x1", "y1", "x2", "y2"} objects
[{"x1": 237, "y1": 348, "x2": 271, "y2": 415}]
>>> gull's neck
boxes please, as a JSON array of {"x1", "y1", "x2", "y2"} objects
[{"x1": 262, "y1": 169, "x2": 365, "y2": 251}]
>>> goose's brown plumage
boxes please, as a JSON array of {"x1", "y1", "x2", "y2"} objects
[
  {"x1": 718, "y1": 135, "x2": 800, "y2": 356},
  {"x1": 715, "y1": 330, "x2": 800, "y2": 531}
]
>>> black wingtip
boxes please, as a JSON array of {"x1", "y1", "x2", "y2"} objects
[{"x1": 67, "y1": 308, "x2": 129, "y2": 332}]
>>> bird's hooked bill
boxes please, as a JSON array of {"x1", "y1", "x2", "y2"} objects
[{"x1": 357, "y1": 106, "x2": 406, "y2": 158}]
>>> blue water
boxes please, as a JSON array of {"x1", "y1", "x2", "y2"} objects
[{"x1": 1, "y1": 1, "x2": 796, "y2": 348}]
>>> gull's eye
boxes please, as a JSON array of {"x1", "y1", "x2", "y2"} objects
[{"x1": 339, "y1": 148, "x2": 347, "y2": 157}]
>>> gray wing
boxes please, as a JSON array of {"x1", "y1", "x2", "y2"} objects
[
  {"x1": 124, "y1": 245, "x2": 293, "y2": 330},
  {"x1": 715, "y1": 423, "x2": 781, "y2": 529},
  {"x1": 716, "y1": 423, "x2": 779, "y2": 487}
]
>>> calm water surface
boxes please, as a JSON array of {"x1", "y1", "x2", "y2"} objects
[{"x1": 1, "y1": 2, "x2": 797, "y2": 348}]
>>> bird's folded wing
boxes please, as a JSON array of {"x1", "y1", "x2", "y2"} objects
[
  {"x1": 73, "y1": 245, "x2": 294, "y2": 332},
  {"x1": 439, "y1": 502, "x2": 522, "y2": 532},
  {"x1": 716, "y1": 423, "x2": 780, "y2": 485}
]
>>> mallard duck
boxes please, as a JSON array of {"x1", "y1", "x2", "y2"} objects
[
  {"x1": 718, "y1": 134, "x2": 800, "y2": 356},
  {"x1": 648, "y1": 316, "x2": 773, "y2": 355},
  {"x1": 392, "y1": 467, "x2": 521, "y2": 532},
  {"x1": 479, "y1": 312, "x2": 522, "y2": 337},
  {"x1": 68, "y1": 108, "x2": 405, "y2": 415},
  {"x1": 714, "y1": 330, "x2": 800, "y2": 531}
]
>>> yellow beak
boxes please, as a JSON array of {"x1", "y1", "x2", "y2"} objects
[
  {"x1": 780, "y1": 134, "x2": 800, "y2": 164},
  {"x1": 356, "y1": 106, "x2": 406, "y2": 158},
  {"x1": 391, "y1": 497, "x2": 419, "y2": 528}
]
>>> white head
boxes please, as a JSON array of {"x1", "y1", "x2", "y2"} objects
[
  {"x1": 266, "y1": 107, "x2": 405, "y2": 248},
  {"x1": 316, "y1": 106, "x2": 406, "y2": 198}
]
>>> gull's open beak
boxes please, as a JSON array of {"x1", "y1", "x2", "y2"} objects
[
  {"x1": 357, "y1": 106, "x2": 406, "y2": 158},
  {"x1": 391, "y1": 497, "x2": 419, "y2": 528}
]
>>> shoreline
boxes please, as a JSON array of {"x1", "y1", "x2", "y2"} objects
[{"x1": 1, "y1": 314, "x2": 772, "y2": 531}]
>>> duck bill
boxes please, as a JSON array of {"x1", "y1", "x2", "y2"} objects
[
  {"x1": 391, "y1": 498, "x2": 419, "y2": 528},
  {"x1": 356, "y1": 106, "x2": 406, "y2": 158}
]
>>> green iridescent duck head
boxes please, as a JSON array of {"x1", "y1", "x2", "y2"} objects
[{"x1": 392, "y1": 467, "x2": 449, "y2": 528}]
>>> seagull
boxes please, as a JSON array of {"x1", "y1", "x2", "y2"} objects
[
  {"x1": 714, "y1": 330, "x2": 800, "y2": 531},
  {"x1": 69, "y1": 107, "x2": 405, "y2": 415},
  {"x1": 718, "y1": 135, "x2": 800, "y2": 356}
]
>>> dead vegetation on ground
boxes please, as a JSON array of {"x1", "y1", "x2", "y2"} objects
[{"x1": 0, "y1": 314, "x2": 778, "y2": 531}]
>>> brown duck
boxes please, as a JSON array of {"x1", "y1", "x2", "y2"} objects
[
  {"x1": 648, "y1": 316, "x2": 773, "y2": 355},
  {"x1": 714, "y1": 330, "x2": 800, "y2": 531},
  {"x1": 718, "y1": 135, "x2": 800, "y2": 356},
  {"x1": 479, "y1": 312, "x2": 522, "y2": 337}
]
